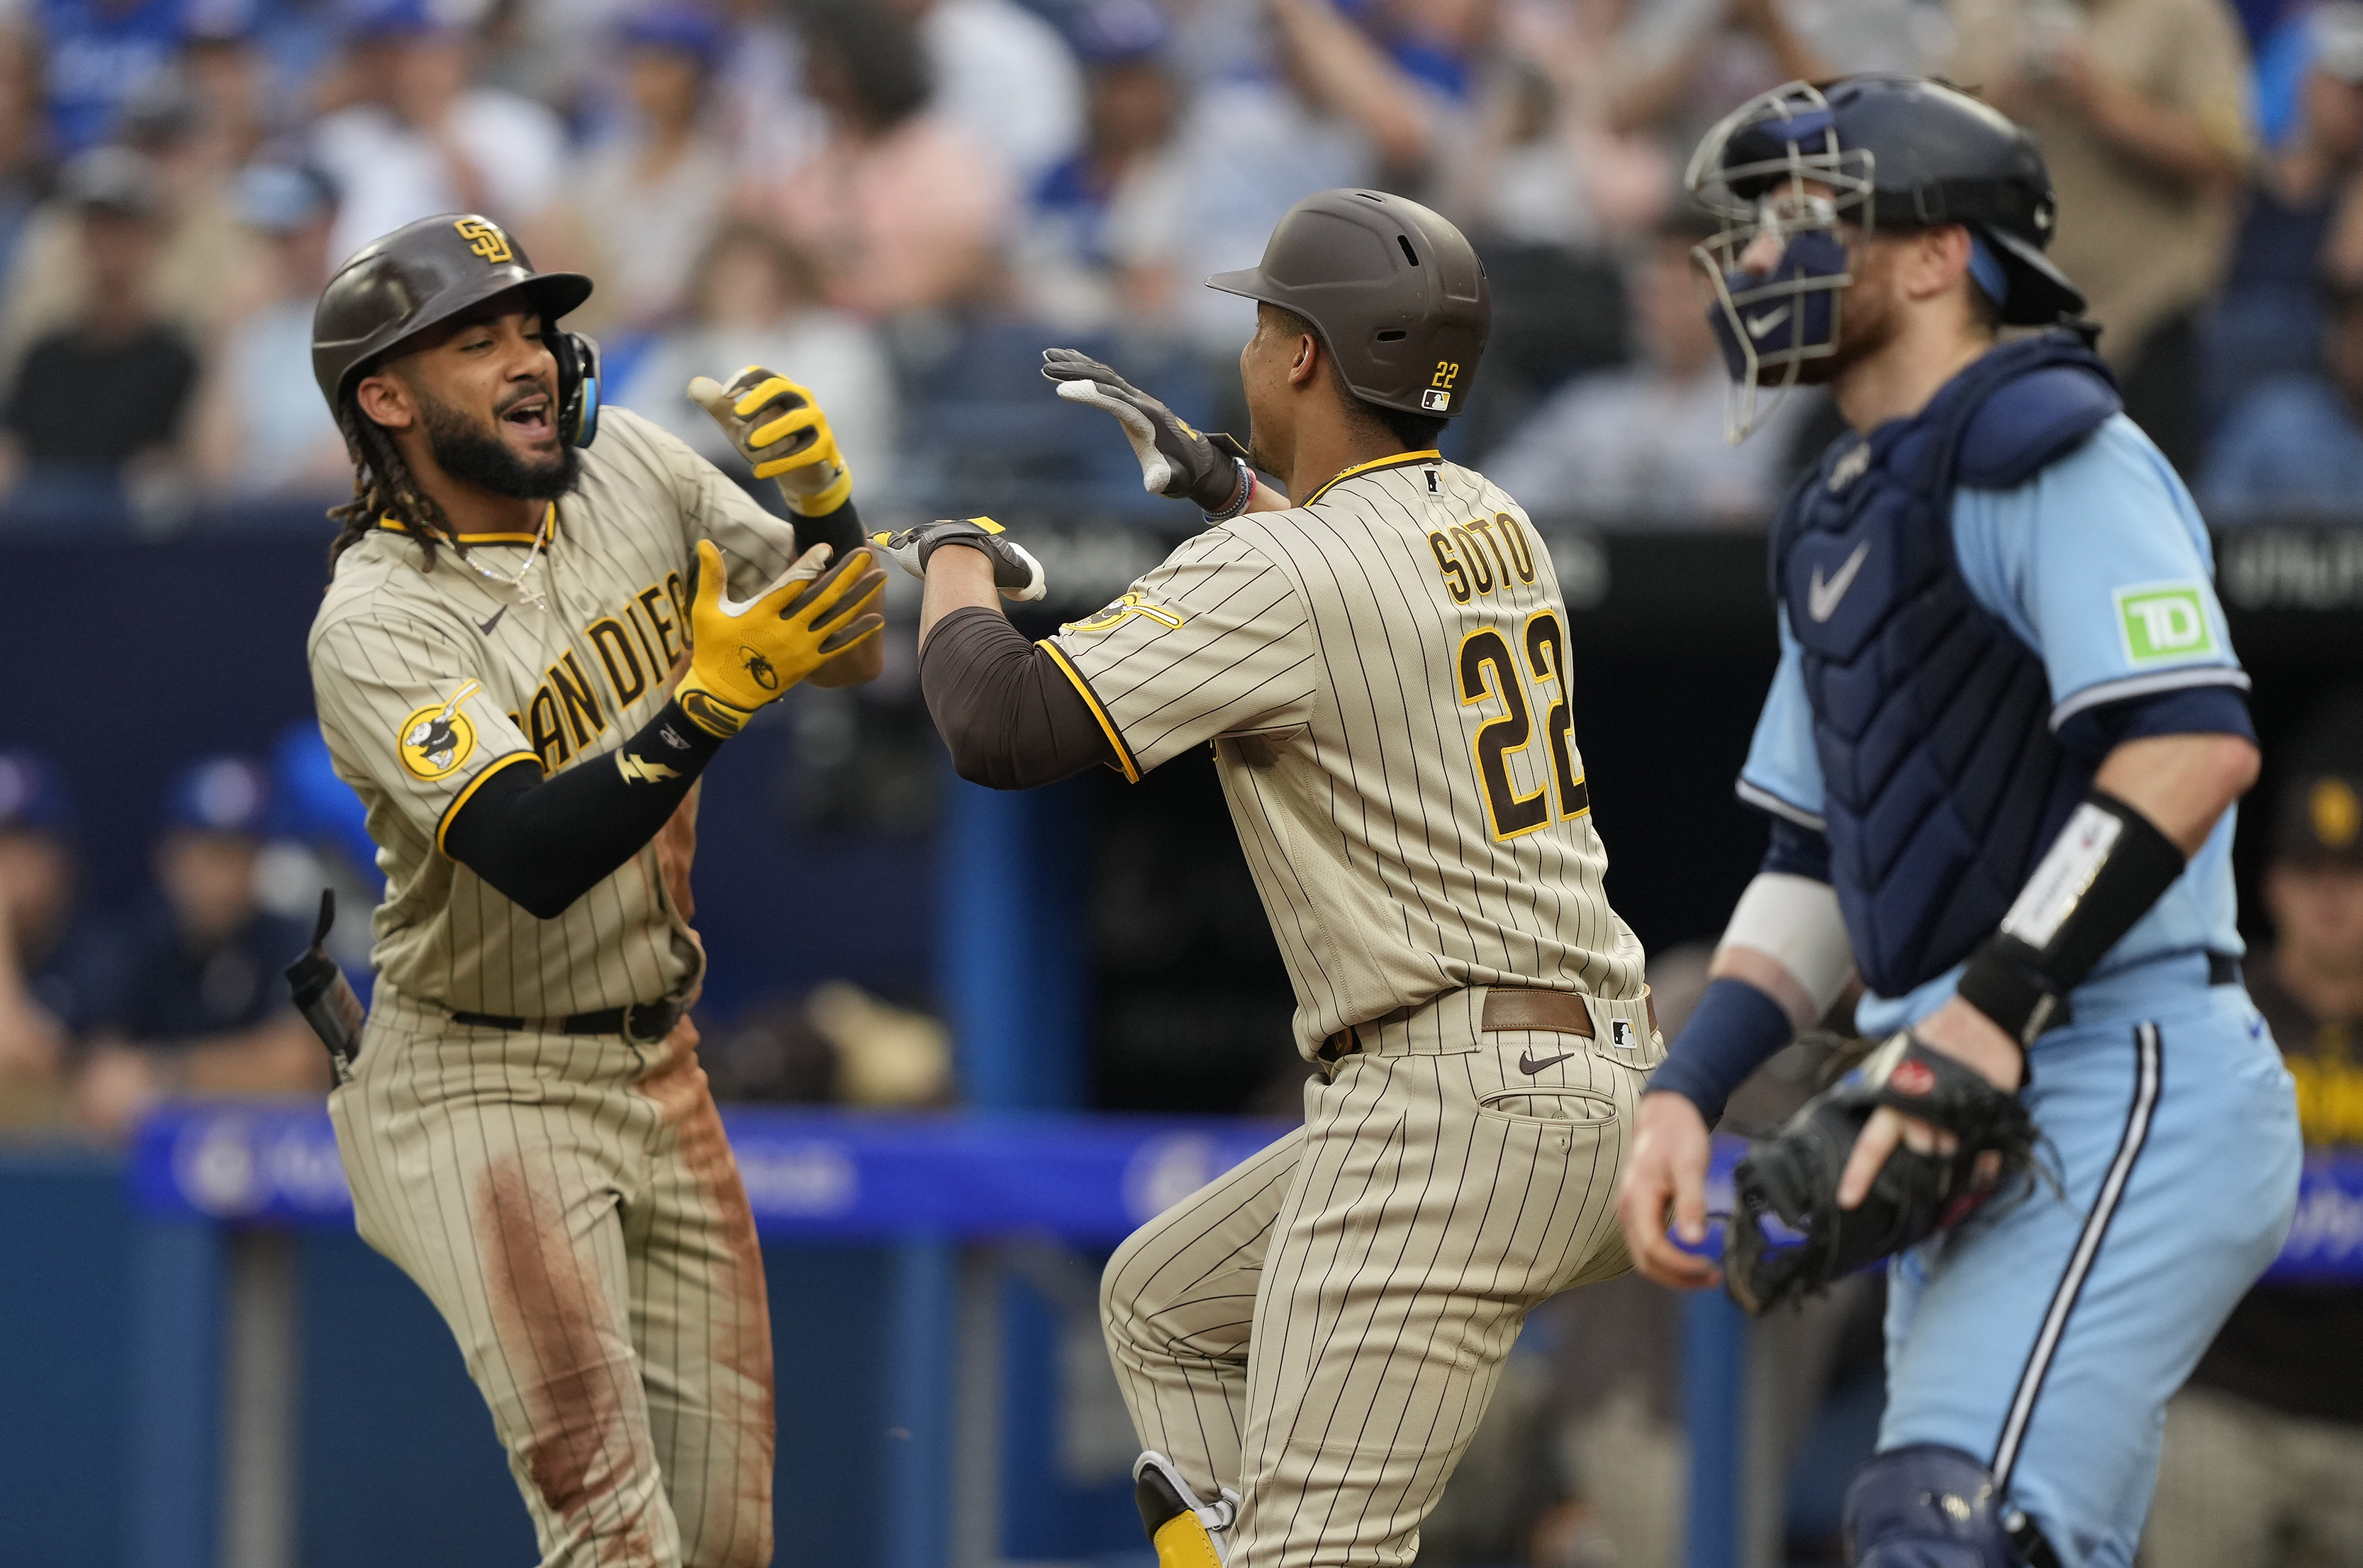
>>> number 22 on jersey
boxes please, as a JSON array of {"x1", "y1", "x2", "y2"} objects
[{"x1": 1458, "y1": 610, "x2": 1589, "y2": 841}]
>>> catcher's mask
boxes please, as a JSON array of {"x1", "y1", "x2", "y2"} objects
[
  {"x1": 1686, "y1": 75, "x2": 2084, "y2": 442},
  {"x1": 313, "y1": 212, "x2": 602, "y2": 449}
]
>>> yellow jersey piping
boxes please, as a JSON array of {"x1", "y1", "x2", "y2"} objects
[
  {"x1": 1302, "y1": 449, "x2": 1442, "y2": 507},
  {"x1": 1040, "y1": 639, "x2": 1141, "y2": 783},
  {"x1": 380, "y1": 501, "x2": 559, "y2": 547},
  {"x1": 435, "y1": 749, "x2": 541, "y2": 856}
]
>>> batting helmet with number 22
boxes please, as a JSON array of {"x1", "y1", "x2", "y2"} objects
[{"x1": 1207, "y1": 188, "x2": 1490, "y2": 419}]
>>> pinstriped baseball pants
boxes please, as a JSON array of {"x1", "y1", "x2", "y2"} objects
[
  {"x1": 1101, "y1": 1024, "x2": 1646, "y2": 1567},
  {"x1": 329, "y1": 983, "x2": 774, "y2": 1568}
]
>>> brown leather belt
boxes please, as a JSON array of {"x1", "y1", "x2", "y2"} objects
[{"x1": 1318, "y1": 987, "x2": 1657, "y2": 1063}]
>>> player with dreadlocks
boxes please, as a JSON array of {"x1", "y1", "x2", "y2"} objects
[{"x1": 299, "y1": 211, "x2": 886, "y2": 1567}]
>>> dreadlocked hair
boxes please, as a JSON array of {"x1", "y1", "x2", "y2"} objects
[{"x1": 326, "y1": 396, "x2": 471, "y2": 576}]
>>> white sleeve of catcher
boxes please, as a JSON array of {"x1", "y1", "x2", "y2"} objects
[{"x1": 1714, "y1": 872, "x2": 1855, "y2": 1024}]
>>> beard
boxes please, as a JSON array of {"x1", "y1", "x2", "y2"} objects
[
  {"x1": 417, "y1": 385, "x2": 581, "y2": 500},
  {"x1": 1777, "y1": 245, "x2": 1901, "y2": 388}
]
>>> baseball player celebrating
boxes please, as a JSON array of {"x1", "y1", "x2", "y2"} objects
[
  {"x1": 890, "y1": 189, "x2": 1655, "y2": 1568},
  {"x1": 1611, "y1": 79, "x2": 2302, "y2": 1567},
  {"x1": 304, "y1": 213, "x2": 885, "y2": 1567}
]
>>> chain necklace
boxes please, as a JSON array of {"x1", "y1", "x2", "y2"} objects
[{"x1": 453, "y1": 505, "x2": 554, "y2": 610}]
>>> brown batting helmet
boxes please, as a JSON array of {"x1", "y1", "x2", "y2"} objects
[
  {"x1": 312, "y1": 212, "x2": 599, "y2": 440},
  {"x1": 1208, "y1": 189, "x2": 1490, "y2": 418}
]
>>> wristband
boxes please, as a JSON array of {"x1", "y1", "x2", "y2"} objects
[
  {"x1": 1955, "y1": 789, "x2": 2186, "y2": 1046},
  {"x1": 1202, "y1": 459, "x2": 1254, "y2": 522},
  {"x1": 794, "y1": 494, "x2": 864, "y2": 566},
  {"x1": 1645, "y1": 976, "x2": 1796, "y2": 1126}
]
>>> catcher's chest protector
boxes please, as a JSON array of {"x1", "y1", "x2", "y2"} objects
[{"x1": 1771, "y1": 332, "x2": 2121, "y2": 998}]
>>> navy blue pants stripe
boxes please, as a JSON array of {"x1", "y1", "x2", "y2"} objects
[{"x1": 1991, "y1": 1021, "x2": 2163, "y2": 1491}]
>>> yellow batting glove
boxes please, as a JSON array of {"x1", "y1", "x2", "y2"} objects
[
  {"x1": 674, "y1": 538, "x2": 887, "y2": 739},
  {"x1": 687, "y1": 366, "x2": 854, "y2": 516}
]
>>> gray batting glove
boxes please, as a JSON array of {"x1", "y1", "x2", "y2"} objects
[
  {"x1": 869, "y1": 516, "x2": 1047, "y2": 602},
  {"x1": 1041, "y1": 348, "x2": 1253, "y2": 515}
]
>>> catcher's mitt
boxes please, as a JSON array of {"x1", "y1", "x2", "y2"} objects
[{"x1": 1724, "y1": 1030, "x2": 2035, "y2": 1314}]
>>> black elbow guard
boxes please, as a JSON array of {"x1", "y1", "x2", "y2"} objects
[{"x1": 1955, "y1": 789, "x2": 2187, "y2": 1046}]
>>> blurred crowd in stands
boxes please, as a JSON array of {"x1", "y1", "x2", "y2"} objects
[
  {"x1": 0, "y1": 749, "x2": 328, "y2": 1135},
  {"x1": 0, "y1": 737, "x2": 956, "y2": 1138},
  {"x1": 3, "y1": 4, "x2": 2362, "y2": 1561},
  {"x1": 0, "y1": 0, "x2": 2355, "y2": 532}
]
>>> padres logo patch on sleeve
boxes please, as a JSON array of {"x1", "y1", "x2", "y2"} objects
[{"x1": 398, "y1": 680, "x2": 484, "y2": 780}]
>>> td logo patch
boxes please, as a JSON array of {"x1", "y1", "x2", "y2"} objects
[
  {"x1": 2115, "y1": 583, "x2": 2216, "y2": 664},
  {"x1": 398, "y1": 697, "x2": 479, "y2": 780}
]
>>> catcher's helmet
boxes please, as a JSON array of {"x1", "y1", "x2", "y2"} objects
[
  {"x1": 312, "y1": 213, "x2": 602, "y2": 446},
  {"x1": 1208, "y1": 189, "x2": 1490, "y2": 418},
  {"x1": 1688, "y1": 76, "x2": 2083, "y2": 437}
]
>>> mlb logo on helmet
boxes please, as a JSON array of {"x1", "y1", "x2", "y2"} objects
[{"x1": 1423, "y1": 358, "x2": 1460, "y2": 412}]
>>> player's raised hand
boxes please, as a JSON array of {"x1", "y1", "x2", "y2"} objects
[
  {"x1": 688, "y1": 366, "x2": 852, "y2": 516},
  {"x1": 1042, "y1": 347, "x2": 1255, "y2": 516},
  {"x1": 1616, "y1": 1090, "x2": 1724, "y2": 1290},
  {"x1": 870, "y1": 515, "x2": 1047, "y2": 600},
  {"x1": 674, "y1": 539, "x2": 887, "y2": 737}
]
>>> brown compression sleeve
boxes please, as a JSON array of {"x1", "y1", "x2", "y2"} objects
[{"x1": 920, "y1": 606, "x2": 1118, "y2": 789}]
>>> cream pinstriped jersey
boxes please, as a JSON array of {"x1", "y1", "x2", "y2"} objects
[
  {"x1": 307, "y1": 407, "x2": 810, "y2": 1017},
  {"x1": 1047, "y1": 452, "x2": 1648, "y2": 1059}
]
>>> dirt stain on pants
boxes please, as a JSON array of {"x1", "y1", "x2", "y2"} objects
[{"x1": 479, "y1": 1157, "x2": 671, "y2": 1564}]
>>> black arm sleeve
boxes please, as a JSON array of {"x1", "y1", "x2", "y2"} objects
[
  {"x1": 793, "y1": 494, "x2": 866, "y2": 564},
  {"x1": 442, "y1": 699, "x2": 725, "y2": 919},
  {"x1": 919, "y1": 606, "x2": 1118, "y2": 790}
]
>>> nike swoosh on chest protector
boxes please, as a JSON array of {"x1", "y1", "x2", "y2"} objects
[{"x1": 1807, "y1": 541, "x2": 1871, "y2": 623}]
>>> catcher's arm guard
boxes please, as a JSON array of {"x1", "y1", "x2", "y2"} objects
[{"x1": 1724, "y1": 1030, "x2": 2036, "y2": 1314}]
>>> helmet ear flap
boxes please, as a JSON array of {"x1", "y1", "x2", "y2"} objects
[{"x1": 551, "y1": 330, "x2": 600, "y2": 448}]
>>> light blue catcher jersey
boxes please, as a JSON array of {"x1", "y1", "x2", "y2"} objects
[{"x1": 1738, "y1": 415, "x2": 2249, "y2": 1034}]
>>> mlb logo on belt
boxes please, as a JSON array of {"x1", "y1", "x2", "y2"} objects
[{"x1": 1610, "y1": 1019, "x2": 1634, "y2": 1048}]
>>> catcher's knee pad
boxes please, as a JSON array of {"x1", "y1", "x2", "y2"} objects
[{"x1": 1844, "y1": 1445, "x2": 2022, "y2": 1568}]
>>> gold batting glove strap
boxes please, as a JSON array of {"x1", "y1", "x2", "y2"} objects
[
  {"x1": 687, "y1": 366, "x2": 854, "y2": 517},
  {"x1": 674, "y1": 685, "x2": 757, "y2": 740},
  {"x1": 674, "y1": 537, "x2": 888, "y2": 738},
  {"x1": 868, "y1": 515, "x2": 1048, "y2": 600}
]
